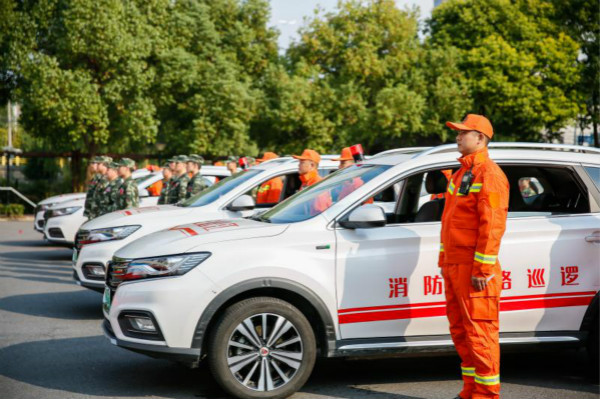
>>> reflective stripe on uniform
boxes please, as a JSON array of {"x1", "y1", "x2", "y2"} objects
[
  {"x1": 440, "y1": 243, "x2": 444, "y2": 252},
  {"x1": 469, "y1": 183, "x2": 483, "y2": 193},
  {"x1": 474, "y1": 373, "x2": 500, "y2": 386},
  {"x1": 461, "y1": 366, "x2": 475, "y2": 377},
  {"x1": 474, "y1": 252, "x2": 497, "y2": 264},
  {"x1": 448, "y1": 181, "x2": 456, "y2": 195}
]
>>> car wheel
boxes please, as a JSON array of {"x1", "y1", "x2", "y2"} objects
[
  {"x1": 587, "y1": 317, "x2": 599, "y2": 383},
  {"x1": 208, "y1": 297, "x2": 317, "y2": 399}
]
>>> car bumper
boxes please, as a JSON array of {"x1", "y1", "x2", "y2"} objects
[
  {"x1": 34, "y1": 211, "x2": 45, "y2": 232},
  {"x1": 45, "y1": 216, "x2": 83, "y2": 245},
  {"x1": 104, "y1": 270, "x2": 219, "y2": 349},
  {"x1": 102, "y1": 318, "x2": 201, "y2": 366},
  {"x1": 73, "y1": 240, "x2": 129, "y2": 289}
]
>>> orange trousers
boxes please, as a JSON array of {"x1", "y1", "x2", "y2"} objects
[{"x1": 442, "y1": 263, "x2": 501, "y2": 399}]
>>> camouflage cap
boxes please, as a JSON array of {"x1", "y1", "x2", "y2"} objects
[
  {"x1": 188, "y1": 154, "x2": 205, "y2": 165},
  {"x1": 227, "y1": 155, "x2": 238, "y2": 162},
  {"x1": 167, "y1": 156, "x2": 178, "y2": 163},
  {"x1": 90, "y1": 155, "x2": 103, "y2": 163},
  {"x1": 118, "y1": 158, "x2": 136, "y2": 169},
  {"x1": 161, "y1": 161, "x2": 171, "y2": 168},
  {"x1": 173, "y1": 154, "x2": 189, "y2": 163},
  {"x1": 246, "y1": 156, "x2": 256, "y2": 164},
  {"x1": 108, "y1": 161, "x2": 120, "y2": 170},
  {"x1": 99, "y1": 156, "x2": 113, "y2": 165}
]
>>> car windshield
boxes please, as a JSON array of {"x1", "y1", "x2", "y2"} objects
[
  {"x1": 134, "y1": 173, "x2": 156, "y2": 187},
  {"x1": 258, "y1": 164, "x2": 391, "y2": 223},
  {"x1": 179, "y1": 169, "x2": 262, "y2": 208}
]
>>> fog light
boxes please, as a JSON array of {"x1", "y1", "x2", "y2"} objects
[
  {"x1": 129, "y1": 316, "x2": 156, "y2": 332},
  {"x1": 85, "y1": 265, "x2": 105, "y2": 277}
]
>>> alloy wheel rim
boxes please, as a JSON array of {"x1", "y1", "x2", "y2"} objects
[{"x1": 227, "y1": 312, "x2": 303, "y2": 391}]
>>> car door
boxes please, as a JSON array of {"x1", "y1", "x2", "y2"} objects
[
  {"x1": 494, "y1": 163, "x2": 600, "y2": 333},
  {"x1": 335, "y1": 167, "x2": 454, "y2": 340}
]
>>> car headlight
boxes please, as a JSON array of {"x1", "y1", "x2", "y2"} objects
[
  {"x1": 80, "y1": 225, "x2": 141, "y2": 245},
  {"x1": 51, "y1": 206, "x2": 82, "y2": 217},
  {"x1": 39, "y1": 203, "x2": 52, "y2": 211},
  {"x1": 118, "y1": 253, "x2": 211, "y2": 283}
]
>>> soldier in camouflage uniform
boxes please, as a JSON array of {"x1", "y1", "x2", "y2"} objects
[
  {"x1": 88, "y1": 156, "x2": 112, "y2": 219},
  {"x1": 166, "y1": 155, "x2": 190, "y2": 204},
  {"x1": 98, "y1": 162, "x2": 122, "y2": 216},
  {"x1": 185, "y1": 154, "x2": 207, "y2": 199},
  {"x1": 83, "y1": 156, "x2": 101, "y2": 218},
  {"x1": 157, "y1": 161, "x2": 173, "y2": 205},
  {"x1": 116, "y1": 158, "x2": 139, "y2": 210}
]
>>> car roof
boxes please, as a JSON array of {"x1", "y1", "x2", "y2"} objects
[
  {"x1": 366, "y1": 143, "x2": 600, "y2": 167},
  {"x1": 253, "y1": 157, "x2": 339, "y2": 170}
]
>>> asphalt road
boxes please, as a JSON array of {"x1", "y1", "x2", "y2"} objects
[{"x1": 0, "y1": 221, "x2": 598, "y2": 399}]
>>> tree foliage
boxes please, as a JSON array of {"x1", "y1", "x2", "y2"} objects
[
  {"x1": 428, "y1": 0, "x2": 582, "y2": 142},
  {"x1": 253, "y1": 0, "x2": 471, "y2": 153}
]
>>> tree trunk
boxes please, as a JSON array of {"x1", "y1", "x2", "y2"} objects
[{"x1": 71, "y1": 150, "x2": 82, "y2": 192}]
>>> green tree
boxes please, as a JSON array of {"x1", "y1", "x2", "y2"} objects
[
  {"x1": 253, "y1": 0, "x2": 470, "y2": 154},
  {"x1": 550, "y1": 0, "x2": 599, "y2": 147},
  {"x1": 2, "y1": 0, "x2": 279, "y2": 190},
  {"x1": 428, "y1": 0, "x2": 581, "y2": 142}
]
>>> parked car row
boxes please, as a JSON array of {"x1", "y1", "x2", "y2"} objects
[{"x1": 36, "y1": 144, "x2": 600, "y2": 399}]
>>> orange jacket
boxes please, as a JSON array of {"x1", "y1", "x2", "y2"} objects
[
  {"x1": 147, "y1": 180, "x2": 163, "y2": 197},
  {"x1": 439, "y1": 148, "x2": 509, "y2": 277},
  {"x1": 300, "y1": 169, "x2": 332, "y2": 215},
  {"x1": 256, "y1": 177, "x2": 283, "y2": 204},
  {"x1": 338, "y1": 177, "x2": 374, "y2": 204}
]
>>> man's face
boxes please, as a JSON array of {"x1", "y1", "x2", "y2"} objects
[
  {"x1": 97, "y1": 163, "x2": 108, "y2": 174},
  {"x1": 227, "y1": 162, "x2": 237, "y2": 173},
  {"x1": 176, "y1": 161, "x2": 187, "y2": 174},
  {"x1": 298, "y1": 159, "x2": 316, "y2": 175},
  {"x1": 169, "y1": 162, "x2": 176, "y2": 171},
  {"x1": 163, "y1": 168, "x2": 172, "y2": 179},
  {"x1": 339, "y1": 160, "x2": 354, "y2": 170},
  {"x1": 456, "y1": 130, "x2": 485, "y2": 155},
  {"x1": 186, "y1": 161, "x2": 198, "y2": 174},
  {"x1": 106, "y1": 169, "x2": 118, "y2": 180},
  {"x1": 117, "y1": 166, "x2": 128, "y2": 177},
  {"x1": 90, "y1": 163, "x2": 98, "y2": 173}
]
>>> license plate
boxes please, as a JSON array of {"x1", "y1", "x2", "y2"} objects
[
  {"x1": 72, "y1": 249, "x2": 78, "y2": 264},
  {"x1": 102, "y1": 287, "x2": 111, "y2": 314}
]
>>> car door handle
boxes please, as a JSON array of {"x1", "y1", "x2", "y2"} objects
[{"x1": 585, "y1": 232, "x2": 600, "y2": 243}]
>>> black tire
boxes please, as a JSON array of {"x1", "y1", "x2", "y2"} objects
[
  {"x1": 207, "y1": 297, "x2": 317, "y2": 399},
  {"x1": 587, "y1": 317, "x2": 599, "y2": 383}
]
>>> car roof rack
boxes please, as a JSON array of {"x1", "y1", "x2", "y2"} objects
[
  {"x1": 414, "y1": 142, "x2": 600, "y2": 158},
  {"x1": 372, "y1": 147, "x2": 433, "y2": 158}
]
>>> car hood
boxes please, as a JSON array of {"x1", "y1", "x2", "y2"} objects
[
  {"x1": 115, "y1": 218, "x2": 288, "y2": 259},
  {"x1": 80, "y1": 204, "x2": 192, "y2": 230},
  {"x1": 39, "y1": 192, "x2": 86, "y2": 206},
  {"x1": 48, "y1": 197, "x2": 85, "y2": 209}
]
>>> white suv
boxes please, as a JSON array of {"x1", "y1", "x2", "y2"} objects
[
  {"x1": 74, "y1": 159, "x2": 338, "y2": 291},
  {"x1": 103, "y1": 144, "x2": 600, "y2": 399}
]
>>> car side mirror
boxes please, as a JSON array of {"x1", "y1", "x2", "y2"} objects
[
  {"x1": 339, "y1": 205, "x2": 386, "y2": 229},
  {"x1": 227, "y1": 194, "x2": 255, "y2": 212}
]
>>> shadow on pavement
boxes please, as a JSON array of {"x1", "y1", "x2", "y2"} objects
[
  {"x1": 0, "y1": 249, "x2": 73, "y2": 262},
  {"x1": 0, "y1": 240, "x2": 56, "y2": 248},
  {"x1": 0, "y1": 336, "x2": 225, "y2": 398},
  {"x1": 0, "y1": 290, "x2": 103, "y2": 320},
  {"x1": 0, "y1": 336, "x2": 597, "y2": 399}
]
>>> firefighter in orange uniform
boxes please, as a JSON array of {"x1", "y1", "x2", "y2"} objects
[
  {"x1": 333, "y1": 146, "x2": 373, "y2": 203},
  {"x1": 292, "y1": 149, "x2": 332, "y2": 215},
  {"x1": 256, "y1": 152, "x2": 283, "y2": 204},
  {"x1": 439, "y1": 114, "x2": 509, "y2": 399}
]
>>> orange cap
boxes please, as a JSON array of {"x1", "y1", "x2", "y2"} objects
[
  {"x1": 446, "y1": 114, "x2": 494, "y2": 139},
  {"x1": 332, "y1": 147, "x2": 353, "y2": 161},
  {"x1": 256, "y1": 152, "x2": 279, "y2": 164},
  {"x1": 292, "y1": 149, "x2": 321, "y2": 164}
]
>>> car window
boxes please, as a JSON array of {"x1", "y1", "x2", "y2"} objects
[
  {"x1": 585, "y1": 167, "x2": 600, "y2": 191},
  {"x1": 259, "y1": 164, "x2": 391, "y2": 223},
  {"x1": 180, "y1": 169, "x2": 262, "y2": 208},
  {"x1": 503, "y1": 165, "x2": 590, "y2": 216}
]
